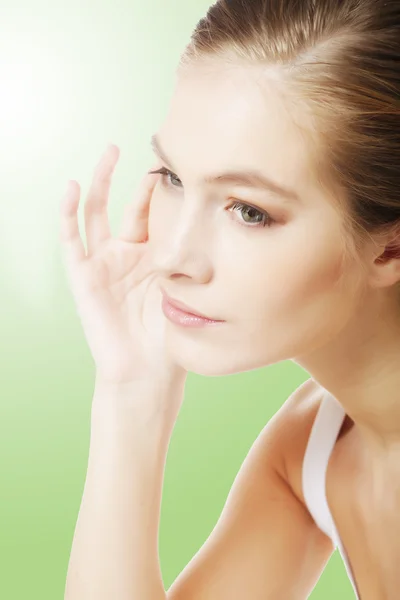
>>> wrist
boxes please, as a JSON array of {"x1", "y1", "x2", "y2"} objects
[{"x1": 91, "y1": 372, "x2": 187, "y2": 432}]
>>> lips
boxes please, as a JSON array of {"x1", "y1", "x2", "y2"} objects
[{"x1": 160, "y1": 288, "x2": 223, "y2": 321}]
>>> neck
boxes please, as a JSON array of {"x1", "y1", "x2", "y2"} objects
[{"x1": 295, "y1": 293, "x2": 400, "y2": 458}]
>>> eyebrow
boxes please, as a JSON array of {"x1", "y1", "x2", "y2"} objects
[{"x1": 150, "y1": 134, "x2": 300, "y2": 202}]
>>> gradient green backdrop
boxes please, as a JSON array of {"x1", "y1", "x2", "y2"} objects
[{"x1": 1, "y1": 1, "x2": 354, "y2": 598}]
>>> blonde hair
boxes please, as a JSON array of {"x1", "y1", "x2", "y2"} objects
[{"x1": 178, "y1": 0, "x2": 400, "y2": 294}]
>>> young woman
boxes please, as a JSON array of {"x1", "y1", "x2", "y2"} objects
[{"x1": 62, "y1": 1, "x2": 400, "y2": 598}]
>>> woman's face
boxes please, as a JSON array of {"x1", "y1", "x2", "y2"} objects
[{"x1": 147, "y1": 61, "x2": 365, "y2": 377}]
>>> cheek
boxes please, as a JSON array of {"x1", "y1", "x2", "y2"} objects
[
  {"x1": 229, "y1": 241, "x2": 347, "y2": 316},
  {"x1": 288, "y1": 252, "x2": 345, "y2": 300}
]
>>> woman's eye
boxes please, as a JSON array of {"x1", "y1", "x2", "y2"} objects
[
  {"x1": 148, "y1": 166, "x2": 276, "y2": 228},
  {"x1": 149, "y1": 166, "x2": 182, "y2": 188},
  {"x1": 228, "y1": 202, "x2": 275, "y2": 229}
]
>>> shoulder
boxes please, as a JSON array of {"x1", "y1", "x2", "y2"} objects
[{"x1": 265, "y1": 377, "x2": 327, "y2": 508}]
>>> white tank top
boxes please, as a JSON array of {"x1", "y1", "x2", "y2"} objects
[{"x1": 302, "y1": 390, "x2": 361, "y2": 599}]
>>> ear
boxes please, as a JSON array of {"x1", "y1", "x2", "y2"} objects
[{"x1": 371, "y1": 221, "x2": 400, "y2": 289}]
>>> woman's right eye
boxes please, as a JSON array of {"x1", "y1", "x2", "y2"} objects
[{"x1": 148, "y1": 167, "x2": 182, "y2": 189}]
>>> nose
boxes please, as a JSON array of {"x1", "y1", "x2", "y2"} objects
[{"x1": 150, "y1": 215, "x2": 213, "y2": 283}]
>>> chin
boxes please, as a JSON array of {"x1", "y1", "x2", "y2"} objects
[
  {"x1": 170, "y1": 353, "x2": 277, "y2": 378},
  {"x1": 164, "y1": 327, "x2": 293, "y2": 377}
]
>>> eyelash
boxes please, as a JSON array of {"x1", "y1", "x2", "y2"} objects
[{"x1": 148, "y1": 166, "x2": 276, "y2": 229}]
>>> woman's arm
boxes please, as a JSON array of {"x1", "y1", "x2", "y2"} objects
[
  {"x1": 64, "y1": 375, "x2": 186, "y2": 600},
  {"x1": 166, "y1": 379, "x2": 335, "y2": 600}
]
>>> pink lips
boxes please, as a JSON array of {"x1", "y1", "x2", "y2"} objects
[{"x1": 160, "y1": 288, "x2": 225, "y2": 327}]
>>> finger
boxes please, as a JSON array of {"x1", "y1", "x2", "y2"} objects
[
  {"x1": 118, "y1": 248, "x2": 157, "y2": 305},
  {"x1": 84, "y1": 144, "x2": 119, "y2": 257},
  {"x1": 118, "y1": 169, "x2": 160, "y2": 243},
  {"x1": 60, "y1": 180, "x2": 86, "y2": 271}
]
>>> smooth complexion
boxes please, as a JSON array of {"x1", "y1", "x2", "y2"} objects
[{"x1": 146, "y1": 60, "x2": 400, "y2": 470}]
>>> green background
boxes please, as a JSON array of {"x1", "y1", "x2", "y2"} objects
[{"x1": 0, "y1": 1, "x2": 354, "y2": 598}]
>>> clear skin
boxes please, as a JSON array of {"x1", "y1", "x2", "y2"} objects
[
  {"x1": 61, "y1": 58, "x2": 400, "y2": 492},
  {"x1": 146, "y1": 60, "x2": 400, "y2": 471}
]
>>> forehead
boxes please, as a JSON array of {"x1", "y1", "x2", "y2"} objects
[{"x1": 159, "y1": 63, "x2": 318, "y2": 192}]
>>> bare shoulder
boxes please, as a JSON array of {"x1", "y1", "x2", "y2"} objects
[{"x1": 270, "y1": 377, "x2": 327, "y2": 508}]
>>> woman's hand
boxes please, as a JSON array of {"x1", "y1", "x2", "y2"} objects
[{"x1": 60, "y1": 144, "x2": 187, "y2": 391}]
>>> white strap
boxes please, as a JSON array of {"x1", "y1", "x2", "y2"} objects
[{"x1": 302, "y1": 391, "x2": 345, "y2": 545}]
